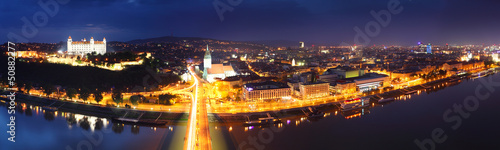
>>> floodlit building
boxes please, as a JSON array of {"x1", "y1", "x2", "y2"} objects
[
  {"x1": 67, "y1": 36, "x2": 106, "y2": 55},
  {"x1": 493, "y1": 53, "x2": 499, "y2": 63},
  {"x1": 332, "y1": 81, "x2": 357, "y2": 94},
  {"x1": 242, "y1": 81, "x2": 291, "y2": 101},
  {"x1": 299, "y1": 82, "x2": 330, "y2": 98},
  {"x1": 354, "y1": 74, "x2": 390, "y2": 92},
  {"x1": 324, "y1": 66, "x2": 365, "y2": 79},
  {"x1": 442, "y1": 62, "x2": 463, "y2": 71}
]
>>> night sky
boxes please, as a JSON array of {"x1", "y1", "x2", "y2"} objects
[{"x1": 1, "y1": 0, "x2": 500, "y2": 46}]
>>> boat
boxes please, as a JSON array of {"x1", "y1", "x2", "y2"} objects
[
  {"x1": 243, "y1": 117, "x2": 262, "y2": 126},
  {"x1": 404, "y1": 89, "x2": 417, "y2": 95},
  {"x1": 420, "y1": 85, "x2": 431, "y2": 89},
  {"x1": 244, "y1": 113, "x2": 281, "y2": 126},
  {"x1": 377, "y1": 97, "x2": 394, "y2": 103},
  {"x1": 112, "y1": 112, "x2": 143, "y2": 123},
  {"x1": 307, "y1": 108, "x2": 325, "y2": 119},
  {"x1": 341, "y1": 97, "x2": 370, "y2": 111}
]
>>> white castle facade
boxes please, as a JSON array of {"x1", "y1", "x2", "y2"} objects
[{"x1": 67, "y1": 36, "x2": 106, "y2": 55}]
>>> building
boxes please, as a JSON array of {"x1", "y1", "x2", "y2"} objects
[
  {"x1": 332, "y1": 81, "x2": 357, "y2": 94},
  {"x1": 67, "y1": 36, "x2": 106, "y2": 55},
  {"x1": 353, "y1": 74, "x2": 390, "y2": 92},
  {"x1": 427, "y1": 43, "x2": 432, "y2": 54},
  {"x1": 202, "y1": 45, "x2": 236, "y2": 82},
  {"x1": 324, "y1": 66, "x2": 365, "y2": 79},
  {"x1": 299, "y1": 82, "x2": 330, "y2": 98},
  {"x1": 242, "y1": 81, "x2": 291, "y2": 101},
  {"x1": 392, "y1": 69, "x2": 417, "y2": 81},
  {"x1": 442, "y1": 62, "x2": 462, "y2": 71},
  {"x1": 493, "y1": 53, "x2": 499, "y2": 63}
]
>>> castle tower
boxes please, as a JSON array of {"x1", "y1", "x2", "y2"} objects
[
  {"x1": 90, "y1": 37, "x2": 94, "y2": 54},
  {"x1": 67, "y1": 36, "x2": 72, "y2": 53},
  {"x1": 103, "y1": 37, "x2": 107, "y2": 54}
]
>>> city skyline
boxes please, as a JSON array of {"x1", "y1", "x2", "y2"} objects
[
  {"x1": 3, "y1": 1, "x2": 500, "y2": 150},
  {"x1": 2, "y1": 0, "x2": 500, "y2": 45}
]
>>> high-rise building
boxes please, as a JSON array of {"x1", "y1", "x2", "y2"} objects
[
  {"x1": 242, "y1": 81, "x2": 291, "y2": 101},
  {"x1": 427, "y1": 43, "x2": 432, "y2": 54},
  {"x1": 493, "y1": 53, "x2": 499, "y2": 63},
  {"x1": 299, "y1": 42, "x2": 304, "y2": 48},
  {"x1": 67, "y1": 36, "x2": 106, "y2": 55}
]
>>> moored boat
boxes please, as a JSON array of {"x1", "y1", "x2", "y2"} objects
[
  {"x1": 341, "y1": 97, "x2": 370, "y2": 111},
  {"x1": 244, "y1": 113, "x2": 281, "y2": 126},
  {"x1": 378, "y1": 97, "x2": 394, "y2": 103}
]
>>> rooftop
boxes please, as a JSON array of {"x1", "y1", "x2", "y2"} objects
[{"x1": 244, "y1": 81, "x2": 290, "y2": 90}]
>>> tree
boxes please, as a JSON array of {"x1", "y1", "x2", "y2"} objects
[
  {"x1": 438, "y1": 70, "x2": 447, "y2": 76},
  {"x1": 158, "y1": 93, "x2": 177, "y2": 105},
  {"x1": 94, "y1": 91, "x2": 103, "y2": 104},
  {"x1": 25, "y1": 83, "x2": 32, "y2": 94},
  {"x1": 43, "y1": 84, "x2": 55, "y2": 97},
  {"x1": 130, "y1": 95, "x2": 140, "y2": 106},
  {"x1": 485, "y1": 60, "x2": 494, "y2": 67},
  {"x1": 79, "y1": 88, "x2": 91, "y2": 102},
  {"x1": 112, "y1": 91, "x2": 123, "y2": 105},
  {"x1": 66, "y1": 88, "x2": 77, "y2": 100}
]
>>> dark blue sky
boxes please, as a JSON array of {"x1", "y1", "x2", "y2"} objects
[{"x1": 1, "y1": 0, "x2": 500, "y2": 46}]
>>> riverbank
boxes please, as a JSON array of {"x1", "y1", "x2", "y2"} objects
[
  {"x1": 212, "y1": 70, "x2": 497, "y2": 123},
  {"x1": 0, "y1": 92, "x2": 186, "y2": 125},
  {"x1": 2, "y1": 68, "x2": 497, "y2": 124}
]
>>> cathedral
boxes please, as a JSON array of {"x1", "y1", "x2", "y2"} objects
[
  {"x1": 202, "y1": 45, "x2": 236, "y2": 82},
  {"x1": 67, "y1": 36, "x2": 106, "y2": 55}
]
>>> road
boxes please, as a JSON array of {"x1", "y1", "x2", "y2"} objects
[{"x1": 184, "y1": 66, "x2": 212, "y2": 150}]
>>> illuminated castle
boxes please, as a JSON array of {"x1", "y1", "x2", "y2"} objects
[{"x1": 67, "y1": 36, "x2": 106, "y2": 55}]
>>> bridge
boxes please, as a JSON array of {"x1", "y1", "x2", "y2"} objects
[{"x1": 184, "y1": 66, "x2": 212, "y2": 150}]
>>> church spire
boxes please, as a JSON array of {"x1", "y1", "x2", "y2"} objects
[
  {"x1": 205, "y1": 45, "x2": 211, "y2": 56},
  {"x1": 204, "y1": 44, "x2": 212, "y2": 69}
]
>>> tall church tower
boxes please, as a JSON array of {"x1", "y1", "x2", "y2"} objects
[
  {"x1": 203, "y1": 45, "x2": 211, "y2": 79},
  {"x1": 204, "y1": 45, "x2": 212, "y2": 69}
]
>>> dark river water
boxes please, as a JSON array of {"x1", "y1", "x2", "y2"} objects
[{"x1": 2, "y1": 73, "x2": 500, "y2": 150}]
